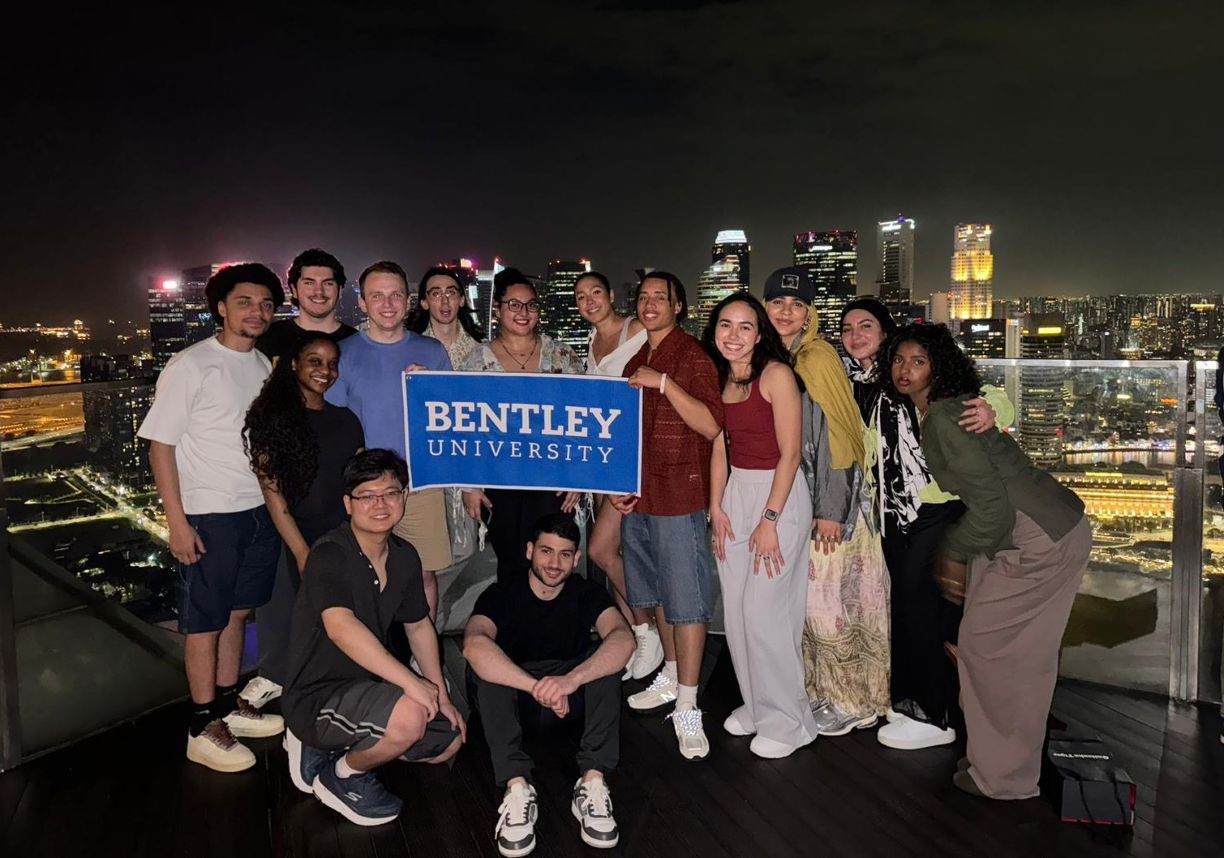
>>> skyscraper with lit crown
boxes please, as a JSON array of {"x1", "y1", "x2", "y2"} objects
[
  {"x1": 793, "y1": 229, "x2": 857, "y2": 342},
  {"x1": 146, "y1": 277, "x2": 186, "y2": 372},
  {"x1": 876, "y1": 216, "x2": 915, "y2": 311},
  {"x1": 690, "y1": 230, "x2": 750, "y2": 335},
  {"x1": 949, "y1": 223, "x2": 994, "y2": 319}
]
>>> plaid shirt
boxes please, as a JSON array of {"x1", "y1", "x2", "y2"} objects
[{"x1": 624, "y1": 327, "x2": 724, "y2": 516}]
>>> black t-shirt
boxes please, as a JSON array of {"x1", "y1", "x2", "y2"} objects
[
  {"x1": 293, "y1": 404, "x2": 364, "y2": 547},
  {"x1": 256, "y1": 318, "x2": 357, "y2": 361},
  {"x1": 283, "y1": 524, "x2": 428, "y2": 724},
  {"x1": 471, "y1": 573, "x2": 615, "y2": 664}
]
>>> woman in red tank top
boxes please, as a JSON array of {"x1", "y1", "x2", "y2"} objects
[{"x1": 702, "y1": 293, "x2": 818, "y2": 759}]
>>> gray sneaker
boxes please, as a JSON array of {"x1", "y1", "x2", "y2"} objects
[{"x1": 811, "y1": 703, "x2": 878, "y2": 737}]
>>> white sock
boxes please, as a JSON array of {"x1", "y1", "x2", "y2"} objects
[
  {"x1": 663, "y1": 661, "x2": 678, "y2": 683},
  {"x1": 335, "y1": 755, "x2": 360, "y2": 779},
  {"x1": 676, "y1": 684, "x2": 698, "y2": 711}
]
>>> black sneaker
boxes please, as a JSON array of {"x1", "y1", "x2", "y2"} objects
[
  {"x1": 571, "y1": 776, "x2": 618, "y2": 849},
  {"x1": 313, "y1": 764, "x2": 402, "y2": 826},
  {"x1": 284, "y1": 728, "x2": 330, "y2": 795},
  {"x1": 495, "y1": 782, "x2": 538, "y2": 857}
]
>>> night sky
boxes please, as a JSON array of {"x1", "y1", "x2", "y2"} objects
[{"x1": 4, "y1": 1, "x2": 1221, "y2": 325}]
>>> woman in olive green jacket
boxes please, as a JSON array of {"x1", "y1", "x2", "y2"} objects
[{"x1": 880, "y1": 324, "x2": 1091, "y2": 800}]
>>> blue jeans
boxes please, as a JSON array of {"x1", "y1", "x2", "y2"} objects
[
  {"x1": 620, "y1": 510, "x2": 715, "y2": 625},
  {"x1": 177, "y1": 506, "x2": 282, "y2": 633}
]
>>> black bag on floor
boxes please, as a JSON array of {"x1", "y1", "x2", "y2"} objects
[{"x1": 1043, "y1": 732, "x2": 1136, "y2": 826}]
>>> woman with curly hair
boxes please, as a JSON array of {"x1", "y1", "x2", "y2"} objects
[
  {"x1": 881, "y1": 324, "x2": 1090, "y2": 799},
  {"x1": 243, "y1": 332, "x2": 364, "y2": 696},
  {"x1": 704, "y1": 292, "x2": 817, "y2": 758}
]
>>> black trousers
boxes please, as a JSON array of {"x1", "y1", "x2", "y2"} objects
[
  {"x1": 466, "y1": 653, "x2": 620, "y2": 787},
  {"x1": 483, "y1": 488, "x2": 564, "y2": 583},
  {"x1": 256, "y1": 548, "x2": 299, "y2": 686},
  {"x1": 881, "y1": 502, "x2": 965, "y2": 729}
]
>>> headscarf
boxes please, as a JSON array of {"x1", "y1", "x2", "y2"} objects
[{"x1": 792, "y1": 306, "x2": 865, "y2": 469}]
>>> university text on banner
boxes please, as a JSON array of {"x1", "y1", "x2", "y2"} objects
[{"x1": 403, "y1": 371, "x2": 642, "y2": 495}]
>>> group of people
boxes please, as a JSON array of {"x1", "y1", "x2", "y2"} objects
[{"x1": 136, "y1": 247, "x2": 1092, "y2": 856}]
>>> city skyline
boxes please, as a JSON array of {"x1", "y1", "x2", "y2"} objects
[{"x1": 3, "y1": 3, "x2": 1219, "y2": 326}]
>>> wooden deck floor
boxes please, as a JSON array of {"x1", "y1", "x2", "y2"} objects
[{"x1": 1, "y1": 637, "x2": 1221, "y2": 858}]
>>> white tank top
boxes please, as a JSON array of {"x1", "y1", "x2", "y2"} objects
[{"x1": 585, "y1": 316, "x2": 648, "y2": 377}]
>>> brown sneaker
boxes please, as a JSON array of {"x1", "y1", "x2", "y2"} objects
[
  {"x1": 186, "y1": 719, "x2": 256, "y2": 772},
  {"x1": 224, "y1": 695, "x2": 285, "y2": 738}
]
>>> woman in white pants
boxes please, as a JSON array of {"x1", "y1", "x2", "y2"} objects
[{"x1": 705, "y1": 293, "x2": 818, "y2": 758}]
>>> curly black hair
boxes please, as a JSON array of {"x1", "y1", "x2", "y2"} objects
[
  {"x1": 877, "y1": 323, "x2": 982, "y2": 403},
  {"x1": 243, "y1": 332, "x2": 339, "y2": 507},
  {"x1": 701, "y1": 292, "x2": 804, "y2": 392}
]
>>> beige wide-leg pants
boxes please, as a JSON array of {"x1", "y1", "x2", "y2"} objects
[{"x1": 960, "y1": 511, "x2": 1092, "y2": 799}]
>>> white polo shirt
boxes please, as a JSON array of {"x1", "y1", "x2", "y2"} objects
[{"x1": 138, "y1": 336, "x2": 270, "y2": 515}]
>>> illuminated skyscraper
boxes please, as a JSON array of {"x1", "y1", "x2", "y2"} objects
[
  {"x1": 876, "y1": 216, "x2": 915, "y2": 311},
  {"x1": 146, "y1": 278, "x2": 186, "y2": 372},
  {"x1": 477, "y1": 258, "x2": 505, "y2": 336},
  {"x1": 542, "y1": 259, "x2": 593, "y2": 355},
  {"x1": 180, "y1": 265, "x2": 216, "y2": 347},
  {"x1": 793, "y1": 230, "x2": 857, "y2": 342},
  {"x1": 1018, "y1": 313, "x2": 1068, "y2": 468},
  {"x1": 689, "y1": 255, "x2": 746, "y2": 337},
  {"x1": 83, "y1": 384, "x2": 156, "y2": 490},
  {"x1": 711, "y1": 229, "x2": 750, "y2": 292},
  {"x1": 949, "y1": 223, "x2": 994, "y2": 320}
]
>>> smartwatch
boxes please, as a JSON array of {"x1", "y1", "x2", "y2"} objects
[{"x1": 762, "y1": 509, "x2": 779, "y2": 522}]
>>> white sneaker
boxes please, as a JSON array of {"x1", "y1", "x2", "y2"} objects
[
  {"x1": 749, "y1": 735, "x2": 806, "y2": 759},
  {"x1": 571, "y1": 776, "x2": 618, "y2": 849},
  {"x1": 495, "y1": 782, "x2": 538, "y2": 857},
  {"x1": 628, "y1": 623, "x2": 664, "y2": 681},
  {"x1": 186, "y1": 720, "x2": 256, "y2": 772},
  {"x1": 723, "y1": 707, "x2": 753, "y2": 737},
  {"x1": 627, "y1": 671, "x2": 677, "y2": 711},
  {"x1": 876, "y1": 713, "x2": 957, "y2": 750},
  {"x1": 667, "y1": 708, "x2": 710, "y2": 760},
  {"x1": 224, "y1": 696, "x2": 285, "y2": 738},
  {"x1": 239, "y1": 675, "x2": 282, "y2": 709}
]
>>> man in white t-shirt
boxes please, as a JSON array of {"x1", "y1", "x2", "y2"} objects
[{"x1": 138, "y1": 263, "x2": 288, "y2": 772}]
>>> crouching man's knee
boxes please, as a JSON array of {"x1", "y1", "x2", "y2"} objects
[{"x1": 382, "y1": 696, "x2": 429, "y2": 754}]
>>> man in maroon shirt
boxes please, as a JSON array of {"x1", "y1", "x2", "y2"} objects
[{"x1": 611, "y1": 272, "x2": 724, "y2": 759}]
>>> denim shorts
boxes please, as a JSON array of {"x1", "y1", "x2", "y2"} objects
[
  {"x1": 620, "y1": 510, "x2": 715, "y2": 625},
  {"x1": 176, "y1": 505, "x2": 282, "y2": 634}
]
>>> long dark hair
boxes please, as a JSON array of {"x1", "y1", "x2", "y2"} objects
[
  {"x1": 878, "y1": 323, "x2": 982, "y2": 403},
  {"x1": 407, "y1": 266, "x2": 486, "y2": 341},
  {"x1": 244, "y1": 332, "x2": 338, "y2": 506},
  {"x1": 701, "y1": 293, "x2": 803, "y2": 391}
]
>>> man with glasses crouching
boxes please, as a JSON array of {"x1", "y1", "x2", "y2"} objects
[{"x1": 281, "y1": 449, "x2": 465, "y2": 827}]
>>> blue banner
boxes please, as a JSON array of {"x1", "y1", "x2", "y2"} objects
[{"x1": 403, "y1": 371, "x2": 642, "y2": 494}]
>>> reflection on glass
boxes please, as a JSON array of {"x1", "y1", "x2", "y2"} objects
[{"x1": 979, "y1": 361, "x2": 1176, "y2": 694}]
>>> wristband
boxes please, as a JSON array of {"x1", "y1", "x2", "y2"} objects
[{"x1": 660, "y1": 372, "x2": 668, "y2": 395}]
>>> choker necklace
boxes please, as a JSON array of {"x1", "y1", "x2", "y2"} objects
[{"x1": 497, "y1": 337, "x2": 538, "y2": 371}]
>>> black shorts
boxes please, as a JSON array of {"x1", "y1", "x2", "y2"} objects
[
  {"x1": 304, "y1": 679, "x2": 460, "y2": 759},
  {"x1": 177, "y1": 506, "x2": 281, "y2": 633}
]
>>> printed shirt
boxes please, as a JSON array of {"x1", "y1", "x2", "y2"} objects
[
  {"x1": 623, "y1": 327, "x2": 724, "y2": 516},
  {"x1": 424, "y1": 322, "x2": 480, "y2": 371},
  {"x1": 460, "y1": 333, "x2": 584, "y2": 374}
]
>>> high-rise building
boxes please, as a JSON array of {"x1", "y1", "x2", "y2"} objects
[
  {"x1": 949, "y1": 224, "x2": 994, "y2": 320},
  {"x1": 180, "y1": 265, "x2": 216, "y2": 347},
  {"x1": 689, "y1": 255, "x2": 746, "y2": 336},
  {"x1": 83, "y1": 382, "x2": 155, "y2": 490},
  {"x1": 712, "y1": 229, "x2": 750, "y2": 293},
  {"x1": 335, "y1": 283, "x2": 365, "y2": 330},
  {"x1": 476, "y1": 259, "x2": 505, "y2": 337},
  {"x1": 876, "y1": 216, "x2": 915, "y2": 311},
  {"x1": 146, "y1": 278, "x2": 186, "y2": 372},
  {"x1": 959, "y1": 318, "x2": 1007, "y2": 358},
  {"x1": 1018, "y1": 313, "x2": 1068, "y2": 468},
  {"x1": 542, "y1": 259, "x2": 592, "y2": 355},
  {"x1": 793, "y1": 230, "x2": 857, "y2": 342},
  {"x1": 928, "y1": 291, "x2": 950, "y2": 325}
]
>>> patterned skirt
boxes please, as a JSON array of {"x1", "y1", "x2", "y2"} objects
[{"x1": 802, "y1": 523, "x2": 891, "y2": 717}]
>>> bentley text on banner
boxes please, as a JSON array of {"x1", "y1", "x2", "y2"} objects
[{"x1": 403, "y1": 371, "x2": 642, "y2": 495}]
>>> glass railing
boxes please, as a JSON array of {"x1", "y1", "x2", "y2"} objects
[
  {"x1": 0, "y1": 362, "x2": 1219, "y2": 769},
  {"x1": 0, "y1": 380, "x2": 185, "y2": 770}
]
